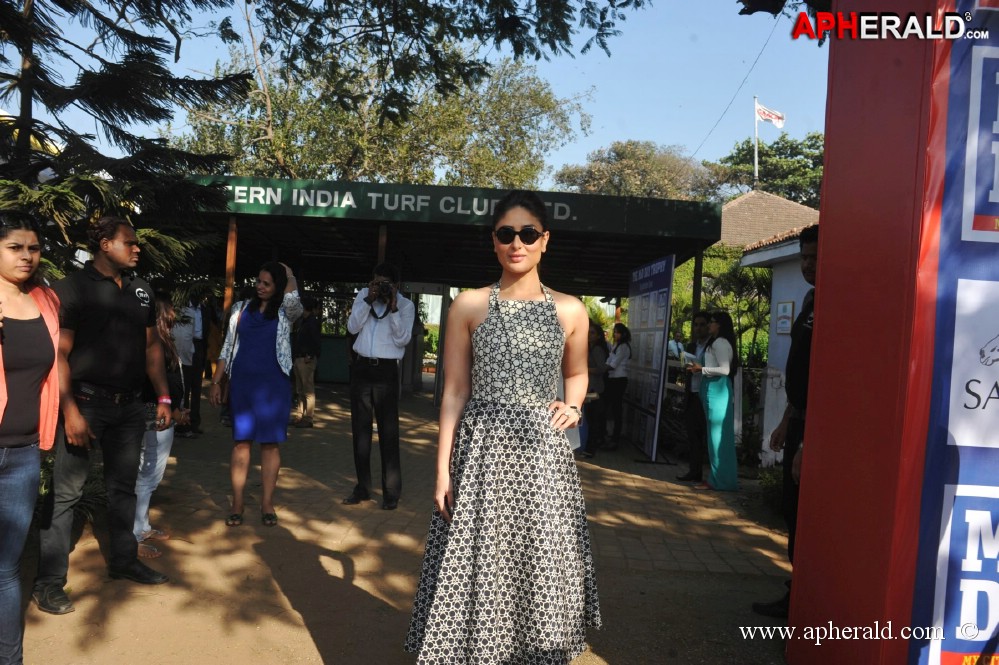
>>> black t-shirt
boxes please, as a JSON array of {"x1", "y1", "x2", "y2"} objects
[
  {"x1": 785, "y1": 288, "x2": 815, "y2": 412},
  {"x1": 54, "y1": 262, "x2": 155, "y2": 392},
  {"x1": 0, "y1": 316, "x2": 55, "y2": 446}
]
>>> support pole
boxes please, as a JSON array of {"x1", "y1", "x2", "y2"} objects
[
  {"x1": 223, "y1": 215, "x2": 238, "y2": 313},
  {"x1": 753, "y1": 95, "x2": 759, "y2": 188}
]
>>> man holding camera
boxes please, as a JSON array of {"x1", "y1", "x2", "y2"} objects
[{"x1": 343, "y1": 264, "x2": 415, "y2": 510}]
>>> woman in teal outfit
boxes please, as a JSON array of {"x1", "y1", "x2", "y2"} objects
[{"x1": 687, "y1": 311, "x2": 738, "y2": 491}]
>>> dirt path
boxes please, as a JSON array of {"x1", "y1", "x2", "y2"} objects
[{"x1": 21, "y1": 385, "x2": 790, "y2": 664}]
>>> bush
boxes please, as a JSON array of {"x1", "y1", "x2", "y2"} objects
[
  {"x1": 758, "y1": 466, "x2": 783, "y2": 515},
  {"x1": 424, "y1": 324, "x2": 440, "y2": 356}
]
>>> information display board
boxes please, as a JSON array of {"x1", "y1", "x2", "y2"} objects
[{"x1": 624, "y1": 256, "x2": 676, "y2": 461}]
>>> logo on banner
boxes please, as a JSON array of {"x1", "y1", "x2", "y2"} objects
[
  {"x1": 930, "y1": 486, "x2": 999, "y2": 663},
  {"x1": 951, "y1": 280, "x2": 999, "y2": 447},
  {"x1": 963, "y1": 47, "x2": 999, "y2": 242},
  {"x1": 791, "y1": 12, "x2": 982, "y2": 41}
]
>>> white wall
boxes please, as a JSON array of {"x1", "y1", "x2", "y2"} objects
[{"x1": 759, "y1": 257, "x2": 813, "y2": 468}]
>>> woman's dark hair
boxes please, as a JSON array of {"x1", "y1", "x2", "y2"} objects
[
  {"x1": 154, "y1": 292, "x2": 180, "y2": 370},
  {"x1": 589, "y1": 319, "x2": 610, "y2": 355},
  {"x1": 0, "y1": 211, "x2": 44, "y2": 287},
  {"x1": 707, "y1": 311, "x2": 739, "y2": 377},
  {"x1": 87, "y1": 216, "x2": 132, "y2": 253},
  {"x1": 492, "y1": 190, "x2": 548, "y2": 230},
  {"x1": 251, "y1": 261, "x2": 288, "y2": 320},
  {"x1": 612, "y1": 323, "x2": 631, "y2": 346}
]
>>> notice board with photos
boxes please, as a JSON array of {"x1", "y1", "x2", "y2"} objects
[{"x1": 623, "y1": 256, "x2": 676, "y2": 461}]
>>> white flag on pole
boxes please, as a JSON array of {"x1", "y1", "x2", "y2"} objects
[{"x1": 755, "y1": 100, "x2": 785, "y2": 129}]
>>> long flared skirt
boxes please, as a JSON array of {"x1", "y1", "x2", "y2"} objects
[
  {"x1": 700, "y1": 375, "x2": 738, "y2": 491},
  {"x1": 405, "y1": 400, "x2": 601, "y2": 664}
]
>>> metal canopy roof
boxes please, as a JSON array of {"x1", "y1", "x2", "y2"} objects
[{"x1": 195, "y1": 177, "x2": 721, "y2": 297}]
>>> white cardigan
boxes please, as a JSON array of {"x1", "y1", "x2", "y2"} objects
[
  {"x1": 700, "y1": 337, "x2": 733, "y2": 378},
  {"x1": 219, "y1": 291, "x2": 303, "y2": 376}
]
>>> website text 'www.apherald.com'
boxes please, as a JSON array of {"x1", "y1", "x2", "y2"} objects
[{"x1": 739, "y1": 621, "x2": 947, "y2": 646}]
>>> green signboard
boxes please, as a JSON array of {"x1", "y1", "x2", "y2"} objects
[{"x1": 191, "y1": 176, "x2": 719, "y2": 239}]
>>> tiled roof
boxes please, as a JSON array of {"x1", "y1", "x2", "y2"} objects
[
  {"x1": 719, "y1": 190, "x2": 819, "y2": 249},
  {"x1": 743, "y1": 222, "x2": 819, "y2": 254}
]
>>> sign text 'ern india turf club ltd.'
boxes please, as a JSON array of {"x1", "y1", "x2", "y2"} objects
[{"x1": 225, "y1": 183, "x2": 576, "y2": 221}]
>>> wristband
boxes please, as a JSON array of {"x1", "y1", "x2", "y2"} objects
[{"x1": 157, "y1": 396, "x2": 172, "y2": 405}]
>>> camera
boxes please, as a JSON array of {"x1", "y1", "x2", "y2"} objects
[{"x1": 374, "y1": 280, "x2": 394, "y2": 302}]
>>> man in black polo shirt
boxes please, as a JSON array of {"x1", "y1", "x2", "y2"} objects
[
  {"x1": 752, "y1": 224, "x2": 818, "y2": 619},
  {"x1": 33, "y1": 217, "x2": 172, "y2": 615}
]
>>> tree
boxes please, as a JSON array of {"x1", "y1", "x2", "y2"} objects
[
  {"x1": 0, "y1": 0, "x2": 645, "y2": 271},
  {"x1": 233, "y1": 0, "x2": 649, "y2": 126},
  {"x1": 553, "y1": 140, "x2": 712, "y2": 200},
  {"x1": 703, "y1": 132, "x2": 824, "y2": 209},
  {"x1": 174, "y1": 55, "x2": 589, "y2": 187}
]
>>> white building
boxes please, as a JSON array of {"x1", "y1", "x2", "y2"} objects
[{"x1": 740, "y1": 223, "x2": 819, "y2": 467}]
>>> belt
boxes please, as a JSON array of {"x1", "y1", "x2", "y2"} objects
[
  {"x1": 355, "y1": 355, "x2": 397, "y2": 366},
  {"x1": 73, "y1": 381, "x2": 142, "y2": 405}
]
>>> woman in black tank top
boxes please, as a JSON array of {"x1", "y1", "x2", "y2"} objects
[{"x1": 0, "y1": 212, "x2": 59, "y2": 663}]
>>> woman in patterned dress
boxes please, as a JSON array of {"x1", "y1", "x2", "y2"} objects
[{"x1": 405, "y1": 190, "x2": 600, "y2": 664}]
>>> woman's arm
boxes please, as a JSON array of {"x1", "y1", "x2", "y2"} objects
[
  {"x1": 700, "y1": 338, "x2": 733, "y2": 377},
  {"x1": 433, "y1": 291, "x2": 479, "y2": 522},
  {"x1": 557, "y1": 295, "x2": 589, "y2": 428}
]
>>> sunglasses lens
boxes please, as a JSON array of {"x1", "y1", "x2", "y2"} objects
[
  {"x1": 494, "y1": 227, "x2": 542, "y2": 245},
  {"x1": 519, "y1": 228, "x2": 541, "y2": 244},
  {"x1": 495, "y1": 227, "x2": 515, "y2": 244}
]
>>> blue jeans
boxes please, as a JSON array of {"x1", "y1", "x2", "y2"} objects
[
  {"x1": 134, "y1": 426, "x2": 175, "y2": 540},
  {"x1": 36, "y1": 399, "x2": 145, "y2": 589},
  {"x1": 0, "y1": 443, "x2": 40, "y2": 665}
]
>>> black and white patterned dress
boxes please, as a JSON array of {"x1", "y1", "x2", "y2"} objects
[{"x1": 405, "y1": 283, "x2": 601, "y2": 664}]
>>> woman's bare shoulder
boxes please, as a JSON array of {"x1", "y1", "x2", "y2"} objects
[
  {"x1": 548, "y1": 289, "x2": 586, "y2": 314},
  {"x1": 448, "y1": 287, "x2": 491, "y2": 319}
]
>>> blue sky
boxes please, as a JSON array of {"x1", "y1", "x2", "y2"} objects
[
  {"x1": 156, "y1": 2, "x2": 830, "y2": 183},
  {"x1": 518, "y1": 2, "x2": 830, "y2": 183}
]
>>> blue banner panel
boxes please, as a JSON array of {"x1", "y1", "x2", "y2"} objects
[{"x1": 912, "y1": 3, "x2": 999, "y2": 663}]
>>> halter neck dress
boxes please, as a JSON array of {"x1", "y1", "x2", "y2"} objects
[{"x1": 405, "y1": 283, "x2": 601, "y2": 664}]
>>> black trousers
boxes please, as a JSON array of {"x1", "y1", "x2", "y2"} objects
[
  {"x1": 604, "y1": 377, "x2": 628, "y2": 438},
  {"x1": 36, "y1": 397, "x2": 145, "y2": 587},
  {"x1": 349, "y1": 358, "x2": 401, "y2": 501},
  {"x1": 684, "y1": 390, "x2": 707, "y2": 479},
  {"x1": 183, "y1": 339, "x2": 206, "y2": 428},
  {"x1": 782, "y1": 417, "x2": 805, "y2": 563}
]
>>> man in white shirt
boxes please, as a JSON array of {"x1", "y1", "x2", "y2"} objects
[{"x1": 343, "y1": 264, "x2": 415, "y2": 511}]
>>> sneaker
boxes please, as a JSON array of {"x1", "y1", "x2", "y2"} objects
[
  {"x1": 32, "y1": 585, "x2": 75, "y2": 615},
  {"x1": 294, "y1": 419, "x2": 314, "y2": 428}
]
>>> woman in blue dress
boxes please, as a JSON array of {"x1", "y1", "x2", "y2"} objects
[
  {"x1": 687, "y1": 311, "x2": 738, "y2": 491},
  {"x1": 209, "y1": 261, "x2": 302, "y2": 526}
]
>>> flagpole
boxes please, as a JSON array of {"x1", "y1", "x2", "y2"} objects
[{"x1": 753, "y1": 95, "x2": 759, "y2": 189}]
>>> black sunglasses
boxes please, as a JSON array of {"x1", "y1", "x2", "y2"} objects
[{"x1": 494, "y1": 226, "x2": 544, "y2": 245}]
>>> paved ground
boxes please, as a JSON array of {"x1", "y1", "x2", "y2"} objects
[{"x1": 20, "y1": 383, "x2": 792, "y2": 664}]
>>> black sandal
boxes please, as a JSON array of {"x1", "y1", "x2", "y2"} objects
[
  {"x1": 261, "y1": 512, "x2": 278, "y2": 527},
  {"x1": 225, "y1": 513, "x2": 244, "y2": 527}
]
